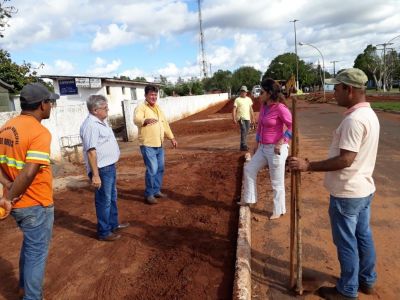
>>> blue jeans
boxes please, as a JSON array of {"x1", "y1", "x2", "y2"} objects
[
  {"x1": 239, "y1": 119, "x2": 250, "y2": 149},
  {"x1": 90, "y1": 164, "x2": 119, "y2": 238},
  {"x1": 140, "y1": 146, "x2": 165, "y2": 197},
  {"x1": 329, "y1": 194, "x2": 377, "y2": 297},
  {"x1": 11, "y1": 205, "x2": 54, "y2": 300}
]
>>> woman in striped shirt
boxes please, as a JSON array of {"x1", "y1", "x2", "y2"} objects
[{"x1": 240, "y1": 78, "x2": 292, "y2": 220}]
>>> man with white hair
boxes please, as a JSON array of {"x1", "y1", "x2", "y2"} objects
[{"x1": 80, "y1": 95, "x2": 129, "y2": 242}]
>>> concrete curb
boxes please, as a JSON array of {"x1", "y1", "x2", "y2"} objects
[{"x1": 233, "y1": 155, "x2": 252, "y2": 300}]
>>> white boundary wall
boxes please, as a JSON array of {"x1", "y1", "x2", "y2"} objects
[
  {"x1": 123, "y1": 93, "x2": 228, "y2": 141},
  {"x1": 0, "y1": 93, "x2": 228, "y2": 160},
  {"x1": 0, "y1": 104, "x2": 88, "y2": 161}
]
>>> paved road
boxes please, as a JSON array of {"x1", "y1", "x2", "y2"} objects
[{"x1": 296, "y1": 101, "x2": 400, "y2": 196}]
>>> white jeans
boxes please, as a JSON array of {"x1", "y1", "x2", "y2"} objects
[{"x1": 242, "y1": 144, "x2": 288, "y2": 215}]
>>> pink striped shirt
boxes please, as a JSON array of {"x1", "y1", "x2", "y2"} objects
[{"x1": 256, "y1": 103, "x2": 292, "y2": 144}]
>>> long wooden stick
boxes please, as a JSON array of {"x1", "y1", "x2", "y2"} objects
[
  {"x1": 289, "y1": 97, "x2": 297, "y2": 288},
  {"x1": 292, "y1": 97, "x2": 303, "y2": 295},
  {"x1": 295, "y1": 161, "x2": 303, "y2": 294}
]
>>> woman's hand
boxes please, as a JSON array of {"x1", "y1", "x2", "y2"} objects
[{"x1": 274, "y1": 143, "x2": 281, "y2": 155}]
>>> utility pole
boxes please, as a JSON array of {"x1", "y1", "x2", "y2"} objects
[
  {"x1": 198, "y1": 0, "x2": 208, "y2": 78},
  {"x1": 290, "y1": 19, "x2": 299, "y2": 90},
  {"x1": 376, "y1": 42, "x2": 393, "y2": 92},
  {"x1": 330, "y1": 60, "x2": 339, "y2": 77}
]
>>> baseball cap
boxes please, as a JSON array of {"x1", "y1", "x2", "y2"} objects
[
  {"x1": 240, "y1": 85, "x2": 248, "y2": 92},
  {"x1": 325, "y1": 68, "x2": 368, "y2": 89},
  {"x1": 20, "y1": 83, "x2": 60, "y2": 104}
]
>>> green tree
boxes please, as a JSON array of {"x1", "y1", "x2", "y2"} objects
[
  {"x1": 0, "y1": 49, "x2": 41, "y2": 92},
  {"x1": 133, "y1": 76, "x2": 147, "y2": 82},
  {"x1": 0, "y1": 0, "x2": 17, "y2": 38},
  {"x1": 354, "y1": 45, "x2": 382, "y2": 90},
  {"x1": 231, "y1": 66, "x2": 261, "y2": 94},
  {"x1": 203, "y1": 69, "x2": 232, "y2": 92},
  {"x1": 191, "y1": 80, "x2": 204, "y2": 95},
  {"x1": 384, "y1": 50, "x2": 400, "y2": 90},
  {"x1": 263, "y1": 53, "x2": 298, "y2": 81},
  {"x1": 114, "y1": 75, "x2": 131, "y2": 80}
]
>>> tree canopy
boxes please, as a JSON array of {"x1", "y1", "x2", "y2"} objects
[
  {"x1": 0, "y1": 49, "x2": 41, "y2": 92},
  {"x1": 231, "y1": 66, "x2": 261, "y2": 94},
  {"x1": 0, "y1": 0, "x2": 17, "y2": 38},
  {"x1": 203, "y1": 69, "x2": 232, "y2": 92}
]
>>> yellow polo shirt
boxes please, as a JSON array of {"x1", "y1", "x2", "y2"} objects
[
  {"x1": 234, "y1": 96, "x2": 253, "y2": 121},
  {"x1": 133, "y1": 102, "x2": 174, "y2": 147}
]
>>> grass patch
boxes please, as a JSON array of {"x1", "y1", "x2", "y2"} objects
[
  {"x1": 371, "y1": 102, "x2": 400, "y2": 112},
  {"x1": 366, "y1": 89, "x2": 400, "y2": 95}
]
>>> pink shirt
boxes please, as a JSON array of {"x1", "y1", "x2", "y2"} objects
[{"x1": 256, "y1": 103, "x2": 292, "y2": 144}]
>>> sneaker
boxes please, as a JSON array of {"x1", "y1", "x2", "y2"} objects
[
  {"x1": 317, "y1": 286, "x2": 358, "y2": 300},
  {"x1": 112, "y1": 222, "x2": 130, "y2": 233},
  {"x1": 154, "y1": 192, "x2": 167, "y2": 198},
  {"x1": 146, "y1": 195, "x2": 158, "y2": 204},
  {"x1": 359, "y1": 284, "x2": 375, "y2": 295},
  {"x1": 98, "y1": 232, "x2": 121, "y2": 242},
  {"x1": 269, "y1": 213, "x2": 285, "y2": 220}
]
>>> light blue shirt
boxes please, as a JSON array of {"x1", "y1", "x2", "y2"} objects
[{"x1": 80, "y1": 114, "x2": 120, "y2": 174}]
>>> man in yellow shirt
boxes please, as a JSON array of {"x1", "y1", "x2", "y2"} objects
[
  {"x1": 232, "y1": 85, "x2": 255, "y2": 151},
  {"x1": 134, "y1": 85, "x2": 177, "y2": 204}
]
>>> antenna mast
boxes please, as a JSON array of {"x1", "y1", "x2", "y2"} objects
[{"x1": 198, "y1": 0, "x2": 208, "y2": 78}]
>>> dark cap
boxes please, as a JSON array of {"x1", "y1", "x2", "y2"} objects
[{"x1": 20, "y1": 83, "x2": 60, "y2": 104}]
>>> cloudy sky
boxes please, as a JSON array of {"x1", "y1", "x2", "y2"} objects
[{"x1": 1, "y1": 0, "x2": 400, "y2": 83}]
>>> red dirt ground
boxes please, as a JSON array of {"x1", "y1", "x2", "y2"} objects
[
  {"x1": 0, "y1": 94, "x2": 399, "y2": 300},
  {"x1": 0, "y1": 101, "x2": 245, "y2": 300}
]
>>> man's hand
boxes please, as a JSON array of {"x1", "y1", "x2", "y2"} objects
[
  {"x1": 143, "y1": 118, "x2": 158, "y2": 126},
  {"x1": 171, "y1": 138, "x2": 178, "y2": 149},
  {"x1": 288, "y1": 157, "x2": 309, "y2": 172},
  {"x1": 91, "y1": 174, "x2": 102, "y2": 189},
  {"x1": 232, "y1": 118, "x2": 237, "y2": 125},
  {"x1": 0, "y1": 197, "x2": 12, "y2": 220}
]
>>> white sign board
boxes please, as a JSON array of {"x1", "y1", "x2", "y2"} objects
[
  {"x1": 75, "y1": 78, "x2": 90, "y2": 88},
  {"x1": 90, "y1": 78, "x2": 101, "y2": 88}
]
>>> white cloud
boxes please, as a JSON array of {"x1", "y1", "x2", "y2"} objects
[
  {"x1": 1, "y1": 0, "x2": 400, "y2": 83},
  {"x1": 87, "y1": 59, "x2": 122, "y2": 77},
  {"x1": 35, "y1": 60, "x2": 75, "y2": 76},
  {"x1": 120, "y1": 68, "x2": 146, "y2": 80},
  {"x1": 91, "y1": 24, "x2": 134, "y2": 51}
]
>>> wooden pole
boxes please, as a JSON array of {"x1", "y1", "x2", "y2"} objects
[
  {"x1": 295, "y1": 163, "x2": 303, "y2": 295},
  {"x1": 289, "y1": 97, "x2": 297, "y2": 288},
  {"x1": 291, "y1": 97, "x2": 303, "y2": 295}
]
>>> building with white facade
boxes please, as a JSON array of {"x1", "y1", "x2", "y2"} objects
[{"x1": 40, "y1": 75, "x2": 161, "y2": 118}]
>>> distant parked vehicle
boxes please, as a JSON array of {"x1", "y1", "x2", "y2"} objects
[{"x1": 252, "y1": 85, "x2": 261, "y2": 98}]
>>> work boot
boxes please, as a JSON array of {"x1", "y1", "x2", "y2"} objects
[
  {"x1": 359, "y1": 283, "x2": 375, "y2": 295},
  {"x1": 112, "y1": 222, "x2": 130, "y2": 233},
  {"x1": 146, "y1": 195, "x2": 158, "y2": 204},
  {"x1": 98, "y1": 232, "x2": 121, "y2": 242},
  {"x1": 317, "y1": 286, "x2": 358, "y2": 300},
  {"x1": 154, "y1": 192, "x2": 167, "y2": 198}
]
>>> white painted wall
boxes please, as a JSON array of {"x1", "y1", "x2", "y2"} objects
[
  {"x1": 51, "y1": 79, "x2": 149, "y2": 118},
  {"x1": 1, "y1": 93, "x2": 228, "y2": 161},
  {"x1": 123, "y1": 93, "x2": 229, "y2": 141}
]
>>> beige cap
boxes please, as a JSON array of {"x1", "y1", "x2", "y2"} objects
[
  {"x1": 325, "y1": 68, "x2": 368, "y2": 89},
  {"x1": 240, "y1": 85, "x2": 248, "y2": 92}
]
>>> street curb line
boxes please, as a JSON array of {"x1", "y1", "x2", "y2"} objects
[{"x1": 233, "y1": 155, "x2": 252, "y2": 300}]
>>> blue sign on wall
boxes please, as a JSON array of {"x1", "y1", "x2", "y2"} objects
[{"x1": 59, "y1": 79, "x2": 78, "y2": 95}]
